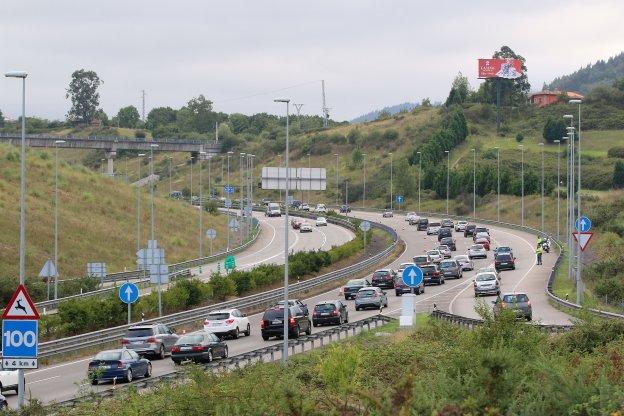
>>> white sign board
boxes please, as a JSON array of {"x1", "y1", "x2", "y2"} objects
[{"x1": 261, "y1": 167, "x2": 327, "y2": 191}]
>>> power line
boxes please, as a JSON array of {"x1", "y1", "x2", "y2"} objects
[{"x1": 213, "y1": 80, "x2": 321, "y2": 104}]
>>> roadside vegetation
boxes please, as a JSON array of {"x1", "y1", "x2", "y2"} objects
[{"x1": 20, "y1": 309, "x2": 624, "y2": 415}]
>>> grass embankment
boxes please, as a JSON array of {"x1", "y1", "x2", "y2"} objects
[
  {"x1": 0, "y1": 144, "x2": 229, "y2": 284},
  {"x1": 31, "y1": 311, "x2": 624, "y2": 416}
]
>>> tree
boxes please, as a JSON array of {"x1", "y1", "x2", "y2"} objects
[
  {"x1": 66, "y1": 69, "x2": 102, "y2": 123},
  {"x1": 93, "y1": 108, "x2": 109, "y2": 126},
  {"x1": 474, "y1": 46, "x2": 530, "y2": 107},
  {"x1": 446, "y1": 72, "x2": 470, "y2": 106},
  {"x1": 147, "y1": 107, "x2": 177, "y2": 129},
  {"x1": 0, "y1": 109, "x2": 4, "y2": 128},
  {"x1": 351, "y1": 148, "x2": 363, "y2": 167},
  {"x1": 614, "y1": 161, "x2": 624, "y2": 188},
  {"x1": 184, "y1": 94, "x2": 216, "y2": 133},
  {"x1": 117, "y1": 106, "x2": 140, "y2": 128},
  {"x1": 543, "y1": 117, "x2": 567, "y2": 143},
  {"x1": 421, "y1": 98, "x2": 432, "y2": 107}
]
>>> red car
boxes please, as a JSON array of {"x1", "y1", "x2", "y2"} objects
[
  {"x1": 291, "y1": 218, "x2": 302, "y2": 229},
  {"x1": 475, "y1": 237, "x2": 490, "y2": 250}
]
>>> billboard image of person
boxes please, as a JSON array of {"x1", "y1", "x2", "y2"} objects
[{"x1": 478, "y1": 58, "x2": 523, "y2": 79}]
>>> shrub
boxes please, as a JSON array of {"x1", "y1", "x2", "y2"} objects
[
  {"x1": 134, "y1": 130, "x2": 146, "y2": 139},
  {"x1": 382, "y1": 129, "x2": 399, "y2": 141},
  {"x1": 516, "y1": 133, "x2": 524, "y2": 142},
  {"x1": 607, "y1": 147, "x2": 624, "y2": 158},
  {"x1": 209, "y1": 273, "x2": 237, "y2": 300}
]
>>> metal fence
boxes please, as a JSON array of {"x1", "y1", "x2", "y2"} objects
[
  {"x1": 38, "y1": 216, "x2": 397, "y2": 358},
  {"x1": 49, "y1": 314, "x2": 394, "y2": 412},
  {"x1": 0, "y1": 132, "x2": 216, "y2": 145},
  {"x1": 429, "y1": 310, "x2": 573, "y2": 333}
]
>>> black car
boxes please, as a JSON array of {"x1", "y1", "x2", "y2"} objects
[
  {"x1": 495, "y1": 253, "x2": 516, "y2": 271},
  {"x1": 417, "y1": 218, "x2": 429, "y2": 231},
  {"x1": 439, "y1": 259, "x2": 463, "y2": 279},
  {"x1": 464, "y1": 224, "x2": 477, "y2": 237},
  {"x1": 395, "y1": 276, "x2": 425, "y2": 296},
  {"x1": 312, "y1": 301, "x2": 349, "y2": 326},
  {"x1": 421, "y1": 264, "x2": 444, "y2": 285},
  {"x1": 276, "y1": 299, "x2": 309, "y2": 316},
  {"x1": 437, "y1": 228, "x2": 453, "y2": 242},
  {"x1": 440, "y1": 236, "x2": 457, "y2": 251},
  {"x1": 339, "y1": 205, "x2": 351, "y2": 213},
  {"x1": 342, "y1": 278, "x2": 371, "y2": 300},
  {"x1": 260, "y1": 306, "x2": 312, "y2": 340},
  {"x1": 171, "y1": 332, "x2": 228, "y2": 364},
  {"x1": 371, "y1": 269, "x2": 397, "y2": 289}
]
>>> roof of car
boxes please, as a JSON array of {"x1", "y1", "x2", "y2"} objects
[
  {"x1": 502, "y1": 292, "x2": 528, "y2": 297},
  {"x1": 129, "y1": 324, "x2": 158, "y2": 329},
  {"x1": 208, "y1": 309, "x2": 237, "y2": 314}
]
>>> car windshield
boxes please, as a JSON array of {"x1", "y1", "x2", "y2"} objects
[
  {"x1": 314, "y1": 304, "x2": 335, "y2": 312},
  {"x1": 346, "y1": 280, "x2": 365, "y2": 287},
  {"x1": 358, "y1": 290, "x2": 376, "y2": 298},
  {"x1": 418, "y1": 219, "x2": 428, "y2": 223},
  {"x1": 94, "y1": 351, "x2": 122, "y2": 361},
  {"x1": 503, "y1": 294, "x2": 530, "y2": 303},
  {"x1": 471, "y1": 245, "x2": 484, "y2": 250},
  {"x1": 459, "y1": 221, "x2": 467, "y2": 225},
  {"x1": 476, "y1": 273, "x2": 496, "y2": 282},
  {"x1": 176, "y1": 334, "x2": 204, "y2": 345},
  {"x1": 317, "y1": 217, "x2": 326, "y2": 221},
  {"x1": 126, "y1": 328, "x2": 154, "y2": 337},
  {"x1": 440, "y1": 261, "x2": 456, "y2": 268},
  {"x1": 207, "y1": 312, "x2": 230, "y2": 320},
  {"x1": 263, "y1": 308, "x2": 287, "y2": 320},
  {"x1": 498, "y1": 247, "x2": 511, "y2": 252}
]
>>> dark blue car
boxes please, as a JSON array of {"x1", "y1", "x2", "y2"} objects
[{"x1": 88, "y1": 349, "x2": 152, "y2": 385}]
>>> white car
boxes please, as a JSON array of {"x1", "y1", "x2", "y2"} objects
[
  {"x1": 474, "y1": 272, "x2": 500, "y2": 297},
  {"x1": 427, "y1": 222, "x2": 441, "y2": 235},
  {"x1": 473, "y1": 231, "x2": 491, "y2": 242},
  {"x1": 203, "y1": 309, "x2": 251, "y2": 339},
  {"x1": 382, "y1": 210, "x2": 393, "y2": 218},
  {"x1": 300, "y1": 222, "x2": 313, "y2": 232},
  {"x1": 405, "y1": 212, "x2": 417, "y2": 222},
  {"x1": 455, "y1": 221, "x2": 468, "y2": 232},
  {"x1": 315, "y1": 204, "x2": 327, "y2": 213},
  {"x1": 454, "y1": 254, "x2": 474, "y2": 271},
  {"x1": 0, "y1": 369, "x2": 19, "y2": 394},
  {"x1": 437, "y1": 245, "x2": 452, "y2": 259},
  {"x1": 468, "y1": 244, "x2": 488, "y2": 259},
  {"x1": 397, "y1": 262, "x2": 416, "y2": 276},
  {"x1": 426, "y1": 249, "x2": 443, "y2": 263},
  {"x1": 315, "y1": 217, "x2": 328, "y2": 227},
  {"x1": 301, "y1": 204, "x2": 310, "y2": 211}
]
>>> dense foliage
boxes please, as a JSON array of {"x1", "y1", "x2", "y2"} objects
[
  {"x1": 548, "y1": 51, "x2": 624, "y2": 94},
  {"x1": 65, "y1": 69, "x2": 103, "y2": 124},
  {"x1": 31, "y1": 313, "x2": 624, "y2": 416}
]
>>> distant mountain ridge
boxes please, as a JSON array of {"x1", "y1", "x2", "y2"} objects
[
  {"x1": 350, "y1": 102, "x2": 419, "y2": 124},
  {"x1": 548, "y1": 52, "x2": 624, "y2": 94}
]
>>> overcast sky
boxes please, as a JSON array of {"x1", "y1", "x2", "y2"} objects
[{"x1": 1, "y1": 0, "x2": 622, "y2": 121}]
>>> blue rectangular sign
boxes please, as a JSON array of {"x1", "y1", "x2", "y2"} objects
[{"x1": 2, "y1": 319, "x2": 38, "y2": 358}]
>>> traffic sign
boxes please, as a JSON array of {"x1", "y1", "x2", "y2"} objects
[
  {"x1": 396, "y1": 195, "x2": 404, "y2": 203},
  {"x1": 119, "y1": 282, "x2": 139, "y2": 304},
  {"x1": 224, "y1": 199, "x2": 232, "y2": 208},
  {"x1": 38, "y1": 259, "x2": 58, "y2": 279},
  {"x1": 206, "y1": 229, "x2": 217, "y2": 240},
  {"x1": 2, "y1": 284, "x2": 40, "y2": 320},
  {"x1": 229, "y1": 218, "x2": 240, "y2": 229},
  {"x1": 402, "y1": 265, "x2": 423, "y2": 288},
  {"x1": 572, "y1": 232, "x2": 594, "y2": 252},
  {"x1": 149, "y1": 264, "x2": 170, "y2": 284},
  {"x1": 224, "y1": 255, "x2": 236, "y2": 270},
  {"x1": 87, "y1": 262, "x2": 107, "y2": 279},
  {"x1": 575, "y1": 216, "x2": 592, "y2": 232},
  {"x1": 359, "y1": 221, "x2": 371, "y2": 232},
  {"x1": 2, "y1": 320, "x2": 38, "y2": 361},
  {"x1": 224, "y1": 185, "x2": 235, "y2": 194}
]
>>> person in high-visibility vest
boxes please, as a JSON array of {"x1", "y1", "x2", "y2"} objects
[
  {"x1": 536, "y1": 246, "x2": 543, "y2": 265},
  {"x1": 537, "y1": 236, "x2": 543, "y2": 248}
]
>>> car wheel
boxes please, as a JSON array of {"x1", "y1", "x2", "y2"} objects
[
  {"x1": 172, "y1": 359, "x2": 181, "y2": 365},
  {"x1": 145, "y1": 363, "x2": 152, "y2": 378},
  {"x1": 313, "y1": 321, "x2": 318, "y2": 327},
  {"x1": 396, "y1": 291, "x2": 402, "y2": 296},
  {"x1": 293, "y1": 325, "x2": 300, "y2": 338},
  {"x1": 526, "y1": 316, "x2": 532, "y2": 322},
  {"x1": 261, "y1": 334, "x2": 269, "y2": 341},
  {"x1": 207, "y1": 349, "x2": 213, "y2": 363},
  {"x1": 91, "y1": 378, "x2": 98, "y2": 386},
  {"x1": 355, "y1": 306, "x2": 360, "y2": 311},
  {"x1": 339, "y1": 315, "x2": 344, "y2": 325},
  {"x1": 126, "y1": 368, "x2": 133, "y2": 383},
  {"x1": 305, "y1": 323, "x2": 312, "y2": 335},
  {"x1": 157, "y1": 344, "x2": 165, "y2": 360},
  {"x1": 245, "y1": 324, "x2": 251, "y2": 336},
  {"x1": 223, "y1": 346, "x2": 229, "y2": 358},
  {"x1": 233, "y1": 327, "x2": 240, "y2": 339},
  {"x1": 345, "y1": 313, "x2": 349, "y2": 323}
]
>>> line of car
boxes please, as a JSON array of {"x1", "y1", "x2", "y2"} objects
[{"x1": 291, "y1": 216, "x2": 328, "y2": 232}]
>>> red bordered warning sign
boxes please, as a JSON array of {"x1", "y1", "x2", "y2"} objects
[
  {"x1": 2, "y1": 284, "x2": 40, "y2": 320},
  {"x1": 572, "y1": 232, "x2": 594, "y2": 252}
]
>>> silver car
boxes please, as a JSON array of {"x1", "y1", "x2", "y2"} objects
[
  {"x1": 355, "y1": 287, "x2": 388, "y2": 311},
  {"x1": 468, "y1": 244, "x2": 487, "y2": 259},
  {"x1": 121, "y1": 324, "x2": 179, "y2": 359},
  {"x1": 426, "y1": 249, "x2": 443, "y2": 263},
  {"x1": 439, "y1": 259, "x2": 463, "y2": 279},
  {"x1": 455, "y1": 221, "x2": 468, "y2": 232},
  {"x1": 473, "y1": 272, "x2": 500, "y2": 297},
  {"x1": 454, "y1": 255, "x2": 474, "y2": 271},
  {"x1": 437, "y1": 245, "x2": 452, "y2": 259},
  {"x1": 493, "y1": 292, "x2": 533, "y2": 321},
  {"x1": 427, "y1": 222, "x2": 441, "y2": 235}
]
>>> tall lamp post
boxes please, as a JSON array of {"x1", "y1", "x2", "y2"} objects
[
  {"x1": 362, "y1": 153, "x2": 367, "y2": 209},
  {"x1": 5, "y1": 69, "x2": 28, "y2": 409},
  {"x1": 274, "y1": 98, "x2": 290, "y2": 364},
  {"x1": 389, "y1": 152, "x2": 394, "y2": 210},
  {"x1": 307, "y1": 153, "x2": 311, "y2": 205},
  {"x1": 239, "y1": 152, "x2": 246, "y2": 244},
  {"x1": 445, "y1": 150, "x2": 450, "y2": 215},
  {"x1": 136, "y1": 154, "x2": 146, "y2": 252},
  {"x1": 494, "y1": 147, "x2": 500, "y2": 222},
  {"x1": 53, "y1": 140, "x2": 65, "y2": 300},
  {"x1": 168, "y1": 156, "x2": 173, "y2": 196},
  {"x1": 417, "y1": 151, "x2": 422, "y2": 213},
  {"x1": 199, "y1": 151, "x2": 206, "y2": 263},
  {"x1": 564, "y1": 114, "x2": 575, "y2": 284},
  {"x1": 334, "y1": 153, "x2": 339, "y2": 207},
  {"x1": 570, "y1": 99, "x2": 583, "y2": 304},
  {"x1": 226, "y1": 151, "x2": 233, "y2": 251},
  {"x1": 471, "y1": 148, "x2": 476, "y2": 219},
  {"x1": 539, "y1": 142, "x2": 545, "y2": 232},
  {"x1": 148, "y1": 143, "x2": 161, "y2": 317},
  {"x1": 519, "y1": 144, "x2": 524, "y2": 226},
  {"x1": 554, "y1": 139, "x2": 561, "y2": 241}
]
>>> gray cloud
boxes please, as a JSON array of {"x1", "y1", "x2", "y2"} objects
[{"x1": 1, "y1": 0, "x2": 622, "y2": 121}]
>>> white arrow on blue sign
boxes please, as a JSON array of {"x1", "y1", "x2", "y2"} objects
[
  {"x1": 396, "y1": 195, "x2": 404, "y2": 203},
  {"x1": 402, "y1": 265, "x2": 423, "y2": 288},
  {"x1": 575, "y1": 216, "x2": 591, "y2": 232},
  {"x1": 119, "y1": 282, "x2": 139, "y2": 304}
]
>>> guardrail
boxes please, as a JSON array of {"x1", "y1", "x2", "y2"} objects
[
  {"x1": 34, "y1": 218, "x2": 261, "y2": 311},
  {"x1": 430, "y1": 310, "x2": 573, "y2": 333},
  {"x1": 38, "y1": 215, "x2": 398, "y2": 358},
  {"x1": 343, "y1": 205, "x2": 624, "y2": 321},
  {"x1": 0, "y1": 132, "x2": 216, "y2": 145},
  {"x1": 49, "y1": 314, "x2": 395, "y2": 411}
]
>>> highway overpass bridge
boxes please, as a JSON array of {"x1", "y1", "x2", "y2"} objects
[{"x1": 0, "y1": 133, "x2": 221, "y2": 175}]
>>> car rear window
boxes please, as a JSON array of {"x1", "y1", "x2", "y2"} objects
[
  {"x1": 358, "y1": 290, "x2": 376, "y2": 298},
  {"x1": 418, "y1": 219, "x2": 428, "y2": 224},
  {"x1": 94, "y1": 351, "x2": 122, "y2": 361},
  {"x1": 437, "y1": 246, "x2": 449, "y2": 251},
  {"x1": 429, "y1": 222, "x2": 440, "y2": 227},
  {"x1": 503, "y1": 294, "x2": 529, "y2": 303},
  {"x1": 427, "y1": 250, "x2": 439, "y2": 255},
  {"x1": 263, "y1": 308, "x2": 287, "y2": 320},
  {"x1": 177, "y1": 334, "x2": 204, "y2": 344},
  {"x1": 126, "y1": 328, "x2": 154, "y2": 337},
  {"x1": 207, "y1": 312, "x2": 230, "y2": 320},
  {"x1": 440, "y1": 261, "x2": 456, "y2": 268},
  {"x1": 373, "y1": 271, "x2": 390, "y2": 278},
  {"x1": 471, "y1": 245, "x2": 483, "y2": 250},
  {"x1": 314, "y1": 304, "x2": 335, "y2": 312},
  {"x1": 420, "y1": 265, "x2": 436, "y2": 272},
  {"x1": 346, "y1": 280, "x2": 365, "y2": 287},
  {"x1": 498, "y1": 254, "x2": 512, "y2": 261},
  {"x1": 476, "y1": 274, "x2": 496, "y2": 281},
  {"x1": 455, "y1": 256, "x2": 468, "y2": 261},
  {"x1": 414, "y1": 256, "x2": 428, "y2": 262},
  {"x1": 400, "y1": 263, "x2": 414, "y2": 269},
  {"x1": 498, "y1": 247, "x2": 511, "y2": 253}
]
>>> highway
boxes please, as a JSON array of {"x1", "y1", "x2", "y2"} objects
[{"x1": 10, "y1": 211, "x2": 570, "y2": 407}]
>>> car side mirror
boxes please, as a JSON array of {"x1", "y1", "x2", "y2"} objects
[{"x1": 242, "y1": 313, "x2": 247, "y2": 317}]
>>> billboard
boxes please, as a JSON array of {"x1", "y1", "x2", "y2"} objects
[
  {"x1": 478, "y1": 58, "x2": 523, "y2": 79},
  {"x1": 261, "y1": 167, "x2": 326, "y2": 191}
]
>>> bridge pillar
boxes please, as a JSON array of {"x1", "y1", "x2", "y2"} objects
[{"x1": 105, "y1": 151, "x2": 116, "y2": 176}]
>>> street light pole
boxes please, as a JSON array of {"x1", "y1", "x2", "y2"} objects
[
  {"x1": 199, "y1": 151, "x2": 206, "y2": 263},
  {"x1": 570, "y1": 99, "x2": 583, "y2": 304},
  {"x1": 274, "y1": 98, "x2": 290, "y2": 364},
  {"x1": 554, "y1": 139, "x2": 561, "y2": 241},
  {"x1": 168, "y1": 156, "x2": 173, "y2": 196},
  {"x1": 226, "y1": 151, "x2": 233, "y2": 251},
  {"x1": 53, "y1": 140, "x2": 65, "y2": 300},
  {"x1": 417, "y1": 151, "x2": 422, "y2": 213},
  {"x1": 519, "y1": 145, "x2": 524, "y2": 226},
  {"x1": 471, "y1": 148, "x2": 476, "y2": 219},
  {"x1": 334, "y1": 153, "x2": 339, "y2": 207},
  {"x1": 564, "y1": 114, "x2": 575, "y2": 285},
  {"x1": 5, "y1": 69, "x2": 28, "y2": 409},
  {"x1": 362, "y1": 153, "x2": 367, "y2": 209},
  {"x1": 137, "y1": 154, "x2": 145, "y2": 252},
  {"x1": 445, "y1": 150, "x2": 450, "y2": 215},
  {"x1": 239, "y1": 152, "x2": 246, "y2": 244},
  {"x1": 148, "y1": 143, "x2": 160, "y2": 317},
  {"x1": 390, "y1": 152, "x2": 394, "y2": 211},
  {"x1": 307, "y1": 153, "x2": 311, "y2": 205},
  {"x1": 539, "y1": 142, "x2": 545, "y2": 232},
  {"x1": 494, "y1": 147, "x2": 500, "y2": 222}
]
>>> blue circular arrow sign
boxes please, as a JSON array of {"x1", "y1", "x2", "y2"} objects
[
  {"x1": 402, "y1": 265, "x2": 423, "y2": 288},
  {"x1": 119, "y1": 282, "x2": 139, "y2": 304},
  {"x1": 575, "y1": 216, "x2": 591, "y2": 232}
]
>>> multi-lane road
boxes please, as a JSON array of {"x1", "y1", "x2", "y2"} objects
[{"x1": 9, "y1": 210, "x2": 571, "y2": 407}]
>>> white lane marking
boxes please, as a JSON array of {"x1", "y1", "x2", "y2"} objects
[
  {"x1": 491, "y1": 228, "x2": 538, "y2": 291},
  {"x1": 317, "y1": 227, "x2": 328, "y2": 250},
  {"x1": 238, "y1": 223, "x2": 301, "y2": 269},
  {"x1": 236, "y1": 218, "x2": 277, "y2": 261},
  {"x1": 28, "y1": 375, "x2": 61, "y2": 384},
  {"x1": 27, "y1": 357, "x2": 93, "y2": 375}
]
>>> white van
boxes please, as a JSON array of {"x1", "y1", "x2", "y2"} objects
[
  {"x1": 315, "y1": 204, "x2": 327, "y2": 213},
  {"x1": 266, "y1": 202, "x2": 281, "y2": 217}
]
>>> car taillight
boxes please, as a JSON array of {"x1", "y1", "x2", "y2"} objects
[
  {"x1": 527, "y1": 300, "x2": 532, "y2": 307},
  {"x1": 373, "y1": 293, "x2": 380, "y2": 298},
  {"x1": 192, "y1": 345, "x2": 205, "y2": 351},
  {"x1": 225, "y1": 319, "x2": 235, "y2": 324},
  {"x1": 495, "y1": 261, "x2": 500, "y2": 265},
  {"x1": 473, "y1": 281, "x2": 477, "y2": 288},
  {"x1": 146, "y1": 337, "x2": 157, "y2": 343},
  {"x1": 121, "y1": 339, "x2": 129, "y2": 345},
  {"x1": 433, "y1": 271, "x2": 439, "y2": 276},
  {"x1": 289, "y1": 317, "x2": 296, "y2": 327},
  {"x1": 332, "y1": 310, "x2": 339, "y2": 316},
  {"x1": 312, "y1": 311, "x2": 317, "y2": 317},
  {"x1": 204, "y1": 319, "x2": 210, "y2": 326},
  {"x1": 117, "y1": 361, "x2": 124, "y2": 369},
  {"x1": 339, "y1": 287, "x2": 344, "y2": 295},
  {"x1": 171, "y1": 346, "x2": 181, "y2": 353}
]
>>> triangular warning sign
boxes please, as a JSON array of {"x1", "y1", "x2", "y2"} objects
[
  {"x1": 2, "y1": 284, "x2": 40, "y2": 320},
  {"x1": 572, "y1": 232, "x2": 594, "y2": 252}
]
